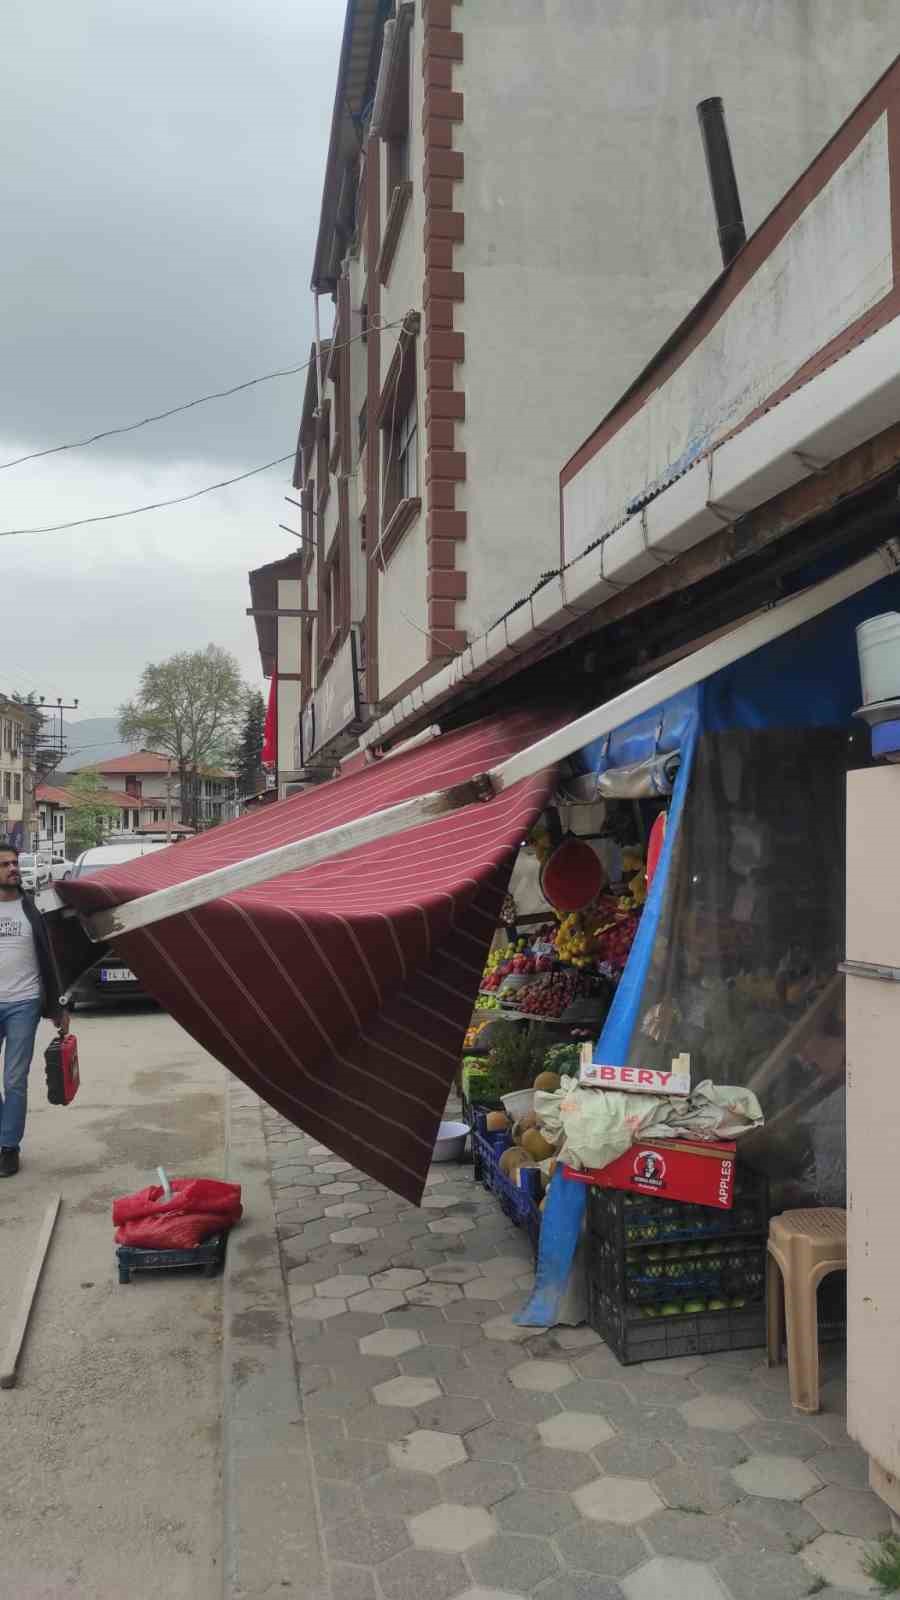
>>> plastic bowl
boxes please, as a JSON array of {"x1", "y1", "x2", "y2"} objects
[
  {"x1": 433, "y1": 1120, "x2": 469, "y2": 1162},
  {"x1": 500, "y1": 1088, "x2": 535, "y2": 1120}
]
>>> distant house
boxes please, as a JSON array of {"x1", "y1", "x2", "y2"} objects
[
  {"x1": 72, "y1": 751, "x2": 240, "y2": 830},
  {"x1": 34, "y1": 784, "x2": 71, "y2": 858},
  {"x1": 0, "y1": 696, "x2": 40, "y2": 849}
]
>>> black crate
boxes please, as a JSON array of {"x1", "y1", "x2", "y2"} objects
[
  {"x1": 585, "y1": 1169, "x2": 768, "y2": 1363},
  {"x1": 588, "y1": 1274, "x2": 767, "y2": 1364},
  {"x1": 116, "y1": 1233, "x2": 226, "y2": 1284}
]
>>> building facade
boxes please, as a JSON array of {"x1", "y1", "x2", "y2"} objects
[
  {"x1": 264, "y1": 0, "x2": 900, "y2": 774},
  {"x1": 35, "y1": 784, "x2": 70, "y2": 859},
  {"x1": 72, "y1": 753, "x2": 240, "y2": 832},
  {"x1": 0, "y1": 696, "x2": 40, "y2": 849}
]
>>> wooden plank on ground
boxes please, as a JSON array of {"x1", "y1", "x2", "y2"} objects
[{"x1": 0, "y1": 1194, "x2": 61, "y2": 1390}]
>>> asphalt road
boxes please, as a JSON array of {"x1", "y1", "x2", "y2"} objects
[{"x1": 0, "y1": 1002, "x2": 227, "y2": 1600}]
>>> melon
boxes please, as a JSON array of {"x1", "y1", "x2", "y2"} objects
[
  {"x1": 499, "y1": 1146, "x2": 530, "y2": 1178},
  {"x1": 533, "y1": 1071, "x2": 561, "y2": 1094},
  {"x1": 521, "y1": 1128, "x2": 557, "y2": 1162},
  {"x1": 485, "y1": 1110, "x2": 510, "y2": 1133}
]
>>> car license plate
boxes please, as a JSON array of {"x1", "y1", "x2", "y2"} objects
[{"x1": 100, "y1": 967, "x2": 136, "y2": 983}]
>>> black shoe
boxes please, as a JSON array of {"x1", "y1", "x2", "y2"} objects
[{"x1": 0, "y1": 1149, "x2": 20, "y2": 1177}]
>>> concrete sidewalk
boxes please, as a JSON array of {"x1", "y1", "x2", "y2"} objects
[{"x1": 252, "y1": 1101, "x2": 887, "y2": 1600}]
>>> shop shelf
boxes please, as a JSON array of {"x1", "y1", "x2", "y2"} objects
[{"x1": 470, "y1": 1109, "x2": 542, "y2": 1257}]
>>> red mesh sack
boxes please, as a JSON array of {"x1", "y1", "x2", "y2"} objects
[
  {"x1": 540, "y1": 834, "x2": 606, "y2": 913},
  {"x1": 115, "y1": 1212, "x2": 227, "y2": 1249},
  {"x1": 112, "y1": 1178, "x2": 242, "y2": 1229}
]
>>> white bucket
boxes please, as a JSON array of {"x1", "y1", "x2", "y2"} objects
[{"x1": 856, "y1": 613, "x2": 900, "y2": 705}]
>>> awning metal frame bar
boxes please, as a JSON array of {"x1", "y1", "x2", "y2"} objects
[{"x1": 85, "y1": 545, "x2": 896, "y2": 943}]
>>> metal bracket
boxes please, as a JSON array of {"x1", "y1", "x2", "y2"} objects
[{"x1": 839, "y1": 960, "x2": 900, "y2": 983}]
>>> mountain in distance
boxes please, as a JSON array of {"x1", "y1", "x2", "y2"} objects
[{"x1": 57, "y1": 716, "x2": 136, "y2": 771}]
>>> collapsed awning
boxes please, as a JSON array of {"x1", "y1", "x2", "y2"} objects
[
  {"x1": 56, "y1": 544, "x2": 894, "y2": 1200},
  {"x1": 59, "y1": 708, "x2": 561, "y2": 1201}
]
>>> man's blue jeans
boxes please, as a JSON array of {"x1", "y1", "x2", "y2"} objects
[{"x1": 0, "y1": 998, "x2": 42, "y2": 1150}]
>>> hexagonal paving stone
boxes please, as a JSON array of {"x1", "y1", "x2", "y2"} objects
[
  {"x1": 465, "y1": 1280, "x2": 512, "y2": 1301},
  {"x1": 455, "y1": 1592, "x2": 527, "y2": 1600},
  {"x1": 715, "y1": 1550, "x2": 830, "y2": 1600},
  {"x1": 538, "y1": 1410, "x2": 615, "y2": 1452},
  {"x1": 373, "y1": 1269, "x2": 426, "y2": 1291},
  {"x1": 509, "y1": 1360, "x2": 575, "y2": 1392},
  {"x1": 331, "y1": 1563, "x2": 377, "y2": 1600},
  {"x1": 319, "y1": 1160, "x2": 353, "y2": 1173},
  {"x1": 801, "y1": 1532, "x2": 878, "y2": 1594},
  {"x1": 428, "y1": 1263, "x2": 484, "y2": 1285},
  {"x1": 518, "y1": 1449, "x2": 599, "y2": 1492},
  {"x1": 429, "y1": 1217, "x2": 475, "y2": 1236},
  {"x1": 328, "y1": 1182, "x2": 362, "y2": 1195},
  {"x1": 375, "y1": 1376, "x2": 442, "y2": 1408},
  {"x1": 466, "y1": 1421, "x2": 538, "y2": 1465},
  {"x1": 732, "y1": 1454, "x2": 822, "y2": 1502},
  {"x1": 406, "y1": 1283, "x2": 464, "y2": 1308},
  {"x1": 438, "y1": 1460, "x2": 520, "y2": 1509},
  {"x1": 333, "y1": 1227, "x2": 381, "y2": 1245},
  {"x1": 409, "y1": 1503, "x2": 497, "y2": 1554},
  {"x1": 805, "y1": 1485, "x2": 891, "y2": 1539},
  {"x1": 495, "y1": 1488, "x2": 579, "y2": 1537},
  {"x1": 348, "y1": 1404, "x2": 420, "y2": 1442},
  {"x1": 312, "y1": 1436, "x2": 391, "y2": 1484},
  {"x1": 808, "y1": 1447, "x2": 870, "y2": 1489},
  {"x1": 680, "y1": 1394, "x2": 758, "y2": 1431},
  {"x1": 482, "y1": 1315, "x2": 532, "y2": 1344},
  {"x1": 656, "y1": 1463, "x2": 739, "y2": 1514},
  {"x1": 622, "y1": 1558, "x2": 729, "y2": 1600},
  {"x1": 389, "y1": 1430, "x2": 467, "y2": 1475},
  {"x1": 361, "y1": 1469, "x2": 443, "y2": 1520},
  {"x1": 360, "y1": 1328, "x2": 422, "y2": 1358},
  {"x1": 468, "y1": 1535, "x2": 560, "y2": 1593},
  {"x1": 378, "y1": 1547, "x2": 469, "y2": 1600},
  {"x1": 293, "y1": 1297, "x2": 347, "y2": 1321},
  {"x1": 574, "y1": 1476, "x2": 664, "y2": 1525},
  {"x1": 726, "y1": 1495, "x2": 820, "y2": 1553},
  {"x1": 318, "y1": 1275, "x2": 371, "y2": 1299},
  {"x1": 350, "y1": 1289, "x2": 410, "y2": 1315},
  {"x1": 325, "y1": 1514, "x2": 410, "y2": 1566},
  {"x1": 415, "y1": 1396, "x2": 489, "y2": 1435},
  {"x1": 595, "y1": 1437, "x2": 675, "y2": 1479},
  {"x1": 556, "y1": 1522, "x2": 647, "y2": 1579},
  {"x1": 642, "y1": 1511, "x2": 739, "y2": 1563},
  {"x1": 325, "y1": 1201, "x2": 372, "y2": 1219},
  {"x1": 421, "y1": 1194, "x2": 462, "y2": 1209}
]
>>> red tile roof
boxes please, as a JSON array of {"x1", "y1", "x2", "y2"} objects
[
  {"x1": 35, "y1": 784, "x2": 73, "y2": 806},
  {"x1": 90, "y1": 751, "x2": 172, "y2": 774}
]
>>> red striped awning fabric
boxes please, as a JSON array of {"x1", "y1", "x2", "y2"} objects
[{"x1": 59, "y1": 709, "x2": 559, "y2": 1202}]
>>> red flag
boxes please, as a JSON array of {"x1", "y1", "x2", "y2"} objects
[{"x1": 261, "y1": 674, "x2": 277, "y2": 769}]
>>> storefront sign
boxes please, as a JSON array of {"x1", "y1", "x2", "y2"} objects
[
  {"x1": 579, "y1": 1052, "x2": 691, "y2": 1096},
  {"x1": 305, "y1": 632, "x2": 362, "y2": 760}
]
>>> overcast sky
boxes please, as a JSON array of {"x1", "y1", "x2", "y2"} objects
[{"x1": 2, "y1": 0, "x2": 344, "y2": 721}]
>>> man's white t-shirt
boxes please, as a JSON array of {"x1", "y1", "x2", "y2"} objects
[{"x1": 0, "y1": 899, "x2": 42, "y2": 1004}]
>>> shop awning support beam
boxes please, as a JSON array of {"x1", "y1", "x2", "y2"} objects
[{"x1": 85, "y1": 544, "x2": 897, "y2": 944}]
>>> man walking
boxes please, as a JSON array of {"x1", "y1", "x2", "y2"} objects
[{"x1": 0, "y1": 845, "x2": 68, "y2": 1177}]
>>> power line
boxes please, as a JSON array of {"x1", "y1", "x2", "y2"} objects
[
  {"x1": 0, "y1": 314, "x2": 411, "y2": 473},
  {"x1": 0, "y1": 455, "x2": 295, "y2": 539}
]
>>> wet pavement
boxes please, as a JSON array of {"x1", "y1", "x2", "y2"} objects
[{"x1": 263, "y1": 1103, "x2": 887, "y2": 1600}]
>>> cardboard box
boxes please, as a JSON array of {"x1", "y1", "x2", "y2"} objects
[
  {"x1": 578, "y1": 1054, "x2": 691, "y2": 1096},
  {"x1": 562, "y1": 1137, "x2": 737, "y2": 1209}
]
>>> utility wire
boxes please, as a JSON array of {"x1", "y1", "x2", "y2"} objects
[
  {"x1": 0, "y1": 455, "x2": 295, "y2": 539},
  {"x1": 0, "y1": 314, "x2": 410, "y2": 473}
]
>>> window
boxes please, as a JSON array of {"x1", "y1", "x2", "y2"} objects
[
  {"x1": 358, "y1": 399, "x2": 368, "y2": 452},
  {"x1": 55, "y1": 812, "x2": 64, "y2": 835},
  {"x1": 132, "y1": 810, "x2": 140, "y2": 830},
  {"x1": 14, "y1": 774, "x2": 22, "y2": 803},
  {"x1": 322, "y1": 546, "x2": 343, "y2": 648},
  {"x1": 1, "y1": 720, "x2": 10, "y2": 753},
  {"x1": 378, "y1": 326, "x2": 421, "y2": 549},
  {"x1": 3, "y1": 773, "x2": 11, "y2": 800}
]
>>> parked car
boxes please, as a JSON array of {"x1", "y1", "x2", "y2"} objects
[
  {"x1": 65, "y1": 840, "x2": 170, "y2": 1009},
  {"x1": 18, "y1": 852, "x2": 51, "y2": 891}
]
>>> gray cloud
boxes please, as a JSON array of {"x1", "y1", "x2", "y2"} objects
[{"x1": 2, "y1": 0, "x2": 344, "y2": 716}]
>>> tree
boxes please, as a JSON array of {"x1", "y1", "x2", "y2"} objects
[
  {"x1": 118, "y1": 645, "x2": 246, "y2": 830},
  {"x1": 66, "y1": 771, "x2": 119, "y2": 856},
  {"x1": 234, "y1": 691, "x2": 266, "y2": 799}
]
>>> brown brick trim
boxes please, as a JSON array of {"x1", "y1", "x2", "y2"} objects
[{"x1": 421, "y1": 0, "x2": 466, "y2": 662}]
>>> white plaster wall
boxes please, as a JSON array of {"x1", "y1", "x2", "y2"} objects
[
  {"x1": 377, "y1": 508, "x2": 429, "y2": 697},
  {"x1": 564, "y1": 115, "x2": 894, "y2": 562},
  {"x1": 456, "y1": 0, "x2": 900, "y2": 639}
]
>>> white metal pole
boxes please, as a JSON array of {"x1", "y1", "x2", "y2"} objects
[{"x1": 81, "y1": 545, "x2": 895, "y2": 943}]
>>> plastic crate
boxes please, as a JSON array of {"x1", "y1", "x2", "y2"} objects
[
  {"x1": 116, "y1": 1232, "x2": 226, "y2": 1284},
  {"x1": 471, "y1": 1109, "x2": 542, "y2": 1257},
  {"x1": 585, "y1": 1168, "x2": 768, "y2": 1363},
  {"x1": 587, "y1": 1174, "x2": 768, "y2": 1247},
  {"x1": 588, "y1": 1275, "x2": 767, "y2": 1364}
]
